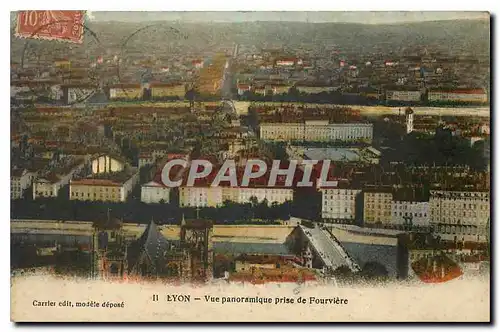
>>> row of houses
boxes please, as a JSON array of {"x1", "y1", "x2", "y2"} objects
[
  {"x1": 109, "y1": 82, "x2": 187, "y2": 100},
  {"x1": 11, "y1": 154, "x2": 139, "y2": 202},
  {"x1": 386, "y1": 88, "x2": 488, "y2": 103},
  {"x1": 237, "y1": 82, "x2": 488, "y2": 104},
  {"x1": 321, "y1": 186, "x2": 490, "y2": 242}
]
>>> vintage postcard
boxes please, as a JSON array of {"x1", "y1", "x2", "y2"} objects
[{"x1": 10, "y1": 11, "x2": 490, "y2": 322}]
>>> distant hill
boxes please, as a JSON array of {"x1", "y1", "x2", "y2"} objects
[{"x1": 10, "y1": 19, "x2": 490, "y2": 62}]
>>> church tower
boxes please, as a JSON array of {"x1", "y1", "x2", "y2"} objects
[
  {"x1": 91, "y1": 216, "x2": 128, "y2": 281},
  {"x1": 180, "y1": 218, "x2": 214, "y2": 282},
  {"x1": 405, "y1": 107, "x2": 414, "y2": 134}
]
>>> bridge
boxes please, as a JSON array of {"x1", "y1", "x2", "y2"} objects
[{"x1": 298, "y1": 224, "x2": 360, "y2": 272}]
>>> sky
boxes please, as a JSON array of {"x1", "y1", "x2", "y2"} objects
[{"x1": 86, "y1": 11, "x2": 489, "y2": 24}]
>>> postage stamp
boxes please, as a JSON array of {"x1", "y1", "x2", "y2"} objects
[{"x1": 15, "y1": 10, "x2": 86, "y2": 44}]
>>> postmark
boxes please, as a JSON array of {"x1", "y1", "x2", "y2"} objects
[
  {"x1": 15, "y1": 17, "x2": 106, "y2": 106},
  {"x1": 114, "y1": 24, "x2": 190, "y2": 102}
]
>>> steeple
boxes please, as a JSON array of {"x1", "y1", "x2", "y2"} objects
[{"x1": 181, "y1": 213, "x2": 186, "y2": 227}]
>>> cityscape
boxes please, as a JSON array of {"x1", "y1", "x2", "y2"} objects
[{"x1": 10, "y1": 11, "x2": 490, "y2": 287}]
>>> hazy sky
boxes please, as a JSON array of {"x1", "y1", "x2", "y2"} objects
[{"x1": 87, "y1": 11, "x2": 488, "y2": 24}]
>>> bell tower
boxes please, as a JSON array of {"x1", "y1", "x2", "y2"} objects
[
  {"x1": 91, "y1": 215, "x2": 128, "y2": 281},
  {"x1": 405, "y1": 107, "x2": 414, "y2": 134},
  {"x1": 180, "y1": 217, "x2": 214, "y2": 282}
]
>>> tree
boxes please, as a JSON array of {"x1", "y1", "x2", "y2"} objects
[{"x1": 249, "y1": 196, "x2": 259, "y2": 208}]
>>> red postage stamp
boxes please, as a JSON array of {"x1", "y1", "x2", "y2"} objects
[{"x1": 15, "y1": 10, "x2": 86, "y2": 44}]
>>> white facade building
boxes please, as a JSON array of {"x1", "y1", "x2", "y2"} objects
[
  {"x1": 428, "y1": 89, "x2": 488, "y2": 103},
  {"x1": 33, "y1": 160, "x2": 86, "y2": 199},
  {"x1": 70, "y1": 170, "x2": 139, "y2": 202},
  {"x1": 390, "y1": 200, "x2": 430, "y2": 228},
  {"x1": 260, "y1": 121, "x2": 373, "y2": 142},
  {"x1": 141, "y1": 181, "x2": 170, "y2": 204},
  {"x1": 179, "y1": 187, "x2": 223, "y2": 207},
  {"x1": 386, "y1": 90, "x2": 422, "y2": 102},
  {"x1": 179, "y1": 186, "x2": 293, "y2": 207},
  {"x1": 320, "y1": 188, "x2": 361, "y2": 223},
  {"x1": 429, "y1": 190, "x2": 490, "y2": 242},
  {"x1": 11, "y1": 169, "x2": 37, "y2": 199}
]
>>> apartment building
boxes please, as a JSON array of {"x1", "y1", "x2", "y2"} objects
[
  {"x1": 141, "y1": 180, "x2": 170, "y2": 204},
  {"x1": 109, "y1": 83, "x2": 143, "y2": 100},
  {"x1": 428, "y1": 88, "x2": 488, "y2": 103},
  {"x1": 179, "y1": 186, "x2": 293, "y2": 208},
  {"x1": 11, "y1": 168, "x2": 37, "y2": 199},
  {"x1": 363, "y1": 189, "x2": 393, "y2": 226},
  {"x1": 260, "y1": 121, "x2": 373, "y2": 143},
  {"x1": 69, "y1": 170, "x2": 139, "y2": 202},
  {"x1": 320, "y1": 188, "x2": 362, "y2": 223},
  {"x1": 386, "y1": 90, "x2": 422, "y2": 102},
  {"x1": 33, "y1": 159, "x2": 87, "y2": 199},
  {"x1": 138, "y1": 152, "x2": 155, "y2": 168},
  {"x1": 390, "y1": 194, "x2": 430, "y2": 229},
  {"x1": 429, "y1": 190, "x2": 490, "y2": 242},
  {"x1": 150, "y1": 82, "x2": 186, "y2": 99}
]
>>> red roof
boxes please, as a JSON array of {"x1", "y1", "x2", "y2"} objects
[
  {"x1": 276, "y1": 57, "x2": 297, "y2": 63},
  {"x1": 110, "y1": 83, "x2": 141, "y2": 89},
  {"x1": 150, "y1": 82, "x2": 184, "y2": 87},
  {"x1": 71, "y1": 179, "x2": 122, "y2": 187}
]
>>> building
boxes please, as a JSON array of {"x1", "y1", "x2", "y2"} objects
[
  {"x1": 180, "y1": 218, "x2": 214, "y2": 281},
  {"x1": 320, "y1": 188, "x2": 362, "y2": 223},
  {"x1": 295, "y1": 84, "x2": 335, "y2": 94},
  {"x1": 275, "y1": 58, "x2": 296, "y2": 67},
  {"x1": 269, "y1": 84, "x2": 291, "y2": 95},
  {"x1": 234, "y1": 254, "x2": 283, "y2": 272},
  {"x1": 150, "y1": 82, "x2": 186, "y2": 100},
  {"x1": 33, "y1": 159, "x2": 87, "y2": 199},
  {"x1": 390, "y1": 189, "x2": 430, "y2": 230},
  {"x1": 92, "y1": 218, "x2": 129, "y2": 281},
  {"x1": 91, "y1": 154, "x2": 126, "y2": 174},
  {"x1": 386, "y1": 90, "x2": 422, "y2": 102},
  {"x1": 69, "y1": 169, "x2": 139, "y2": 202},
  {"x1": 141, "y1": 180, "x2": 170, "y2": 204},
  {"x1": 138, "y1": 152, "x2": 155, "y2": 168},
  {"x1": 192, "y1": 59, "x2": 204, "y2": 69},
  {"x1": 127, "y1": 220, "x2": 189, "y2": 279},
  {"x1": 363, "y1": 188, "x2": 393, "y2": 226},
  {"x1": 427, "y1": 88, "x2": 488, "y2": 103},
  {"x1": 11, "y1": 168, "x2": 37, "y2": 199},
  {"x1": 303, "y1": 147, "x2": 381, "y2": 165},
  {"x1": 109, "y1": 83, "x2": 143, "y2": 100},
  {"x1": 178, "y1": 166, "x2": 295, "y2": 207},
  {"x1": 227, "y1": 187, "x2": 293, "y2": 206},
  {"x1": 429, "y1": 190, "x2": 490, "y2": 243},
  {"x1": 61, "y1": 84, "x2": 95, "y2": 104},
  {"x1": 260, "y1": 121, "x2": 373, "y2": 143},
  {"x1": 237, "y1": 83, "x2": 251, "y2": 95},
  {"x1": 179, "y1": 187, "x2": 224, "y2": 207}
]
